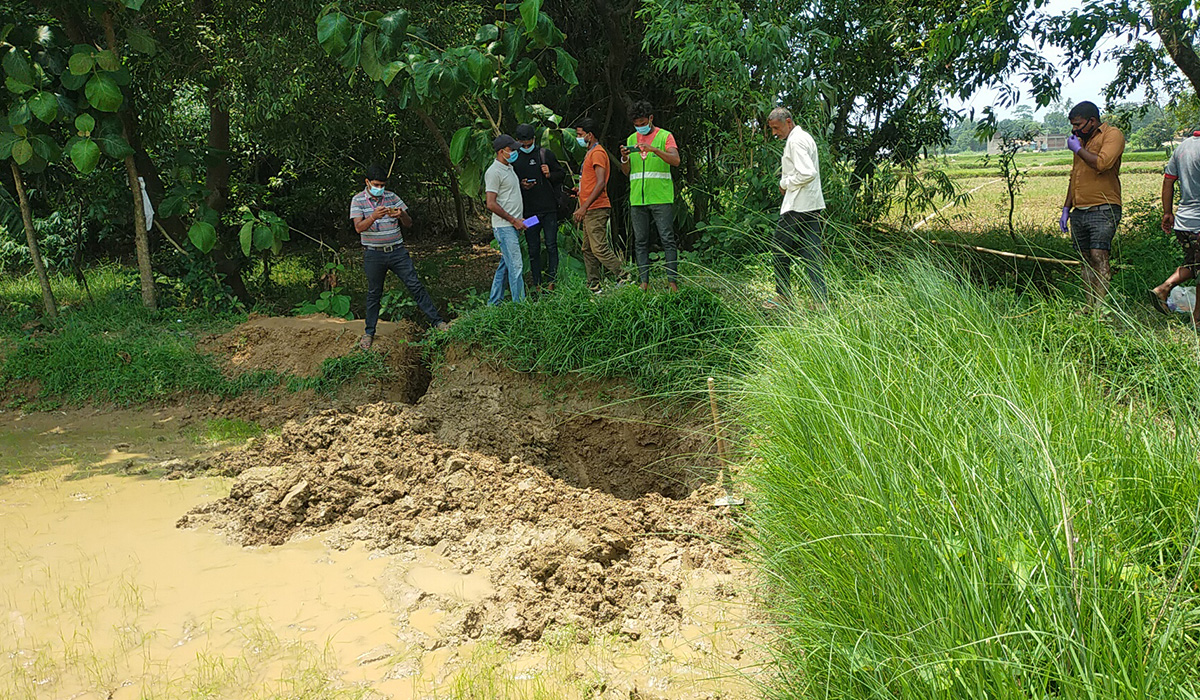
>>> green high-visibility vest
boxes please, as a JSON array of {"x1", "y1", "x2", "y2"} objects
[{"x1": 626, "y1": 128, "x2": 674, "y2": 205}]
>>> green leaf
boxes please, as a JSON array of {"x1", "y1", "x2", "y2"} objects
[
  {"x1": 12, "y1": 139, "x2": 32, "y2": 165},
  {"x1": 29, "y1": 91, "x2": 57, "y2": 123},
  {"x1": 60, "y1": 69, "x2": 87, "y2": 91},
  {"x1": 360, "y1": 32, "x2": 383, "y2": 80},
  {"x1": 412, "y1": 61, "x2": 433, "y2": 97},
  {"x1": 190, "y1": 221, "x2": 218, "y2": 254},
  {"x1": 381, "y1": 60, "x2": 407, "y2": 86},
  {"x1": 160, "y1": 193, "x2": 186, "y2": 218},
  {"x1": 449, "y1": 126, "x2": 470, "y2": 164},
  {"x1": 28, "y1": 134, "x2": 57, "y2": 162},
  {"x1": 68, "y1": 52, "x2": 94, "y2": 76},
  {"x1": 85, "y1": 74, "x2": 123, "y2": 112},
  {"x1": 8, "y1": 101, "x2": 30, "y2": 127},
  {"x1": 338, "y1": 24, "x2": 364, "y2": 70},
  {"x1": 253, "y1": 223, "x2": 274, "y2": 251},
  {"x1": 466, "y1": 50, "x2": 491, "y2": 85},
  {"x1": 316, "y1": 13, "x2": 351, "y2": 56},
  {"x1": 519, "y1": 0, "x2": 542, "y2": 33},
  {"x1": 555, "y1": 48, "x2": 578, "y2": 86},
  {"x1": 474, "y1": 24, "x2": 499, "y2": 44},
  {"x1": 0, "y1": 131, "x2": 18, "y2": 159},
  {"x1": 96, "y1": 134, "x2": 134, "y2": 159},
  {"x1": 5, "y1": 76, "x2": 33, "y2": 94},
  {"x1": 75, "y1": 113, "x2": 96, "y2": 134},
  {"x1": 95, "y1": 50, "x2": 120, "y2": 72},
  {"x1": 126, "y1": 26, "x2": 157, "y2": 55},
  {"x1": 376, "y1": 9, "x2": 410, "y2": 59},
  {"x1": 331, "y1": 295, "x2": 351, "y2": 319},
  {"x1": 2, "y1": 48, "x2": 34, "y2": 86},
  {"x1": 238, "y1": 220, "x2": 254, "y2": 256},
  {"x1": 122, "y1": 0, "x2": 146, "y2": 9},
  {"x1": 70, "y1": 138, "x2": 101, "y2": 172}
]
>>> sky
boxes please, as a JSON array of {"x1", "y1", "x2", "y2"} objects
[{"x1": 947, "y1": 0, "x2": 1149, "y2": 120}]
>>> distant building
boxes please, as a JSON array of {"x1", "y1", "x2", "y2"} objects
[{"x1": 986, "y1": 133, "x2": 1069, "y2": 155}]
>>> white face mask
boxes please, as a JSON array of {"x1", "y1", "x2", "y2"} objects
[{"x1": 576, "y1": 136, "x2": 588, "y2": 148}]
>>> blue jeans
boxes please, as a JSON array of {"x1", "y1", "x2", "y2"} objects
[
  {"x1": 524, "y1": 214, "x2": 559, "y2": 287},
  {"x1": 363, "y1": 245, "x2": 443, "y2": 335},
  {"x1": 489, "y1": 226, "x2": 526, "y2": 305}
]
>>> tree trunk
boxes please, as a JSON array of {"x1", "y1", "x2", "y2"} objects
[
  {"x1": 1152, "y1": 4, "x2": 1200, "y2": 97},
  {"x1": 124, "y1": 158, "x2": 157, "y2": 309},
  {"x1": 416, "y1": 107, "x2": 470, "y2": 241},
  {"x1": 11, "y1": 163, "x2": 57, "y2": 319}
]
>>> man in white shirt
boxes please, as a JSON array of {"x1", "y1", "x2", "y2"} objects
[
  {"x1": 1150, "y1": 127, "x2": 1200, "y2": 327},
  {"x1": 766, "y1": 107, "x2": 828, "y2": 309}
]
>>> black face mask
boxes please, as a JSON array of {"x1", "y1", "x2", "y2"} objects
[{"x1": 1072, "y1": 123, "x2": 1096, "y2": 139}]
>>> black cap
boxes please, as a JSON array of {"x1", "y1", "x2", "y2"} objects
[
  {"x1": 493, "y1": 134, "x2": 519, "y2": 151},
  {"x1": 514, "y1": 123, "x2": 536, "y2": 141}
]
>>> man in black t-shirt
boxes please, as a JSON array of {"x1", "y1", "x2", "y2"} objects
[{"x1": 513, "y1": 123, "x2": 565, "y2": 292}]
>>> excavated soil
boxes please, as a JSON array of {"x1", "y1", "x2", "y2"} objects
[
  {"x1": 179, "y1": 352, "x2": 739, "y2": 645},
  {"x1": 200, "y1": 314, "x2": 428, "y2": 403}
]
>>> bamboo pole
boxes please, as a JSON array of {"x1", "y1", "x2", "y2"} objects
[{"x1": 929, "y1": 239, "x2": 1082, "y2": 266}]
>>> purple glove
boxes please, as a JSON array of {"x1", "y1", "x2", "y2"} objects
[
  {"x1": 1059, "y1": 206, "x2": 1070, "y2": 233},
  {"x1": 1066, "y1": 134, "x2": 1082, "y2": 153}
]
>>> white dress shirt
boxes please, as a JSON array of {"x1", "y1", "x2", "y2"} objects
[{"x1": 780, "y1": 125, "x2": 825, "y2": 215}]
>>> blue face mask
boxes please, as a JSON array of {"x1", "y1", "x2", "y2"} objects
[
  {"x1": 576, "y1": 136, "x2": 588, "y2": 148},
  {"x1": 368, "y1": 185, "x2": 385, "y2": 197},
  {"x1": 635, "y1": 124, "x2": 652, "y2": 136},
  {"x1": 506, "y1": 150, "x2": 519, "y2": 163},
  {"x1": 519, "y1": 144, "x2": 535, "y2": 153}
]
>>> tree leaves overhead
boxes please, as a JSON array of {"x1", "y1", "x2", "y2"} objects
[
  {"x1": 189, "y1": 221, "x2": 218, "y2": 254},
  {"x1": 316, "y1": 12, "x2": 352, "y2": 56},
  {"x1": 29, "y1": 91, "x2": 58, "y2": 123},
  {"x1": 85, "y1": 74, "x2": 123, "y2": 112},
  {"x1": 70, "y1": 138, "x2": 101, "y2": 172},
  {"x1": 520, "y1": 0, "x2": 542, "y2": 33}
]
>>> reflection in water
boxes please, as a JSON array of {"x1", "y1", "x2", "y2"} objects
[{"x1": 0, "y1": 469, "x2": 761, "y2": 699}]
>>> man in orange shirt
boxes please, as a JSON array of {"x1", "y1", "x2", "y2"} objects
[
  {"x1": 573, "y1": 117, "x2": 631, "y2": 292},
  {"x1": 1060, "y1": 101, "x2": 1125, "y2": 310}
]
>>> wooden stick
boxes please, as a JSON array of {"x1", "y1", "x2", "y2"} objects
[
  {"x1": 707, "y1": 377, "x2": 726, "y2": 459},
  {"x1": 929, "y1": 239, "x2": 1082, "y2": 266}
]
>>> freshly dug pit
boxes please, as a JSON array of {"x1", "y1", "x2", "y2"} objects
[{"x1": 180, "y1": 392, "x2": 734, "y2": 644}]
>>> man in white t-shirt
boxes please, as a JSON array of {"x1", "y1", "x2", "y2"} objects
[
  {"x1": 484, "y1": 134, "x2": 528, "y2": 305},
  {"x1": 1151, "y1": 128, "x2": 1200, "y2": 327},
  {"x1": 765, "y1": 107, "x2": 828, "y2": 309}
]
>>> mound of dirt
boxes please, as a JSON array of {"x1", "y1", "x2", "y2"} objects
[
  {"x1": 178, "y1": 402, "x2": 737, "y2": 644},
  {"x1": 200, "y1": 314, "x2": 428, "y2": 403}
]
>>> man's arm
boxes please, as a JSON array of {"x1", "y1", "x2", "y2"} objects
[
  {"x1": 1076, "y1": 129, "x2": 1125, "y2": 173},
  {"x1": 579, "y1": 163, "x2": 607, "y2": 210},
  {"x1": 619, "y1": 145, "x2": 632, "y2": 176},
  {"x1": 651, "y1": 145, "x2": 681, "y2": 167},
  {"x1": 543, "y1": 149, "x2": 565, "y2": 188},
  {"x1": 780, "y1": 137, "x2": 816, "y2": 190},
  {"x1": 353, "y1": 207, "x2": 387, "y2": 234},
  {"x1": 1163, "y1": 176, "x2": 1177, "y2": 233},
  {"x1": 395, "y1": 206, "x2": 413, "y2": 228},
  {"x1": 486, "y1": 191, "x2": 527, "y2": 230}
]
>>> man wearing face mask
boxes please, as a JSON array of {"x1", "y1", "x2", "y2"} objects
[
  {"x1": 485, "y1": 134, "x2": 528, "y2": 305},
  {"x1": 1060, "y1": 101, "x2": 1125, "y2": 311},
  {"x1": 351, "y1": 164, "x2": 448, "y2": 350},
  {"x1": 574, "y1": 117, "x2": 632, "y2": 292},
  {"x1": 619, "y1": 101, "x2": 680, "y2": 292},
  {"x1": 512, "y1": 123, "x2": 564, "y2": 293}
]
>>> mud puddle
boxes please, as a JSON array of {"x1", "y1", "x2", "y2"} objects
[{"x1": 1, "y1": 469, "x2": 763, "y2": 699}]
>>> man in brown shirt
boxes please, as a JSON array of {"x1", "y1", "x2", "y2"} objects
[{"x1": 1060, "y1": 101, "x2": 1125, "y2": 310}]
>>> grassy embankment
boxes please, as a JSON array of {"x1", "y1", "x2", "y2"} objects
[
  {"x1": 744, "y1": 260, "x2": 1200, "y2": 698},
  {"x1": 0, "y1": 265, "x2": 389, "y2": 410}
]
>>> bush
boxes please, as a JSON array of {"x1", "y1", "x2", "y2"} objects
[{"x1": 744, "y1": 259, "x2": 1200, "y2": 698}]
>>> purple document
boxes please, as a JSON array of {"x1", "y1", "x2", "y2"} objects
[{"x1": 522, "y1": 215, "x2": 539, "y2": 227}]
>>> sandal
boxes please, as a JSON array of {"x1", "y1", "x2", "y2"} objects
[
  {"x1": 1148, "y1": 289, "x2": 1170, "y2": 316},
  {"x1": 358, "y1": 333, "x2": 374, "y2": 350}
]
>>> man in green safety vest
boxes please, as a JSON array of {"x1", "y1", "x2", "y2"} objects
[{"x1": 619, "y1": 100, "x2": 681, "y2": 292}]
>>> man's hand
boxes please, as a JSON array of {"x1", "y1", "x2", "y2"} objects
[
  {"x1": 1163, "y1": 212, "x2": 1176, "y2": 234},
  {"x1": 540, "y1": 164, "x2": 550, "y2": 177},
  {"x1": 521, "y1": 179, "x2": 534, "y2": 190},
  {"x1": 573, "y1": 206, "x2": 586, "y2": 224},
  {"x1": 512, "y1": 218, "x2": 527, "y2": 231},
  {"x1": 1066, "y1": 134, "x2": 1082, "y2": 153},
  {"x1": 1059, "y1": 206, "x2": 1070, "y2": 233},
  {"x1": 780, "y1": 186, "x2": 786, "y2": 196},
  {"x1": 619, "y1": 145, "x2": 631, "y2": 159}
]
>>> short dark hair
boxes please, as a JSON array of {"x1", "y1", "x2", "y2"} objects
[
  {"x1": 365, "y1": 164, "x2": 388, "y2": 182},
  {"x1": 629, "y1": 100, "x2": 653, "y2": 121},
  {"x1": 1068, "y1": 101, "x2": 1101, "y2": 122},
  {"x1": 576, "y1": 117, "x2": 599, "y2": 138}
]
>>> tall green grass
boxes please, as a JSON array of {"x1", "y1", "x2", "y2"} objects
[
  {"x1": 744, "y1": 260, "x2": 1200, "y2": 698},
  {"x1": 434, "y1": 278, "x2": 755, "y2": 397}
]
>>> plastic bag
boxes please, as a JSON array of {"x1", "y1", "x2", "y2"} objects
[{"x1": 1167, "y1": 286, "x2": 1196, "y2": 313}]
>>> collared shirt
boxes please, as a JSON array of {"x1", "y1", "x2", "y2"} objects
[
  {"x1": 780, "y1": 125, "x2": 825, "y2": 215},
  {"x1": 579, "y1": 144, "x2": 612, "y2": 210},
  {"x1": 485, "y1": 159, "x2": 523, "y2": 228},
  {"x1": 349, "y1": 188, "x2": 406, "y2": 247},
  {"x1": 1069, "y1": 124, "x2": 1124, "y2": 209},
  {"x1": 1165, "y1": 134, "x2": 1200, "y2": 231}
]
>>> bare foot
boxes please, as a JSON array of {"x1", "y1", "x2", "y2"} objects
[
  {"x1": 668, "y1": 282, "x2": 679, "y2": 293},
  {"x1": 639, "y1": 282, "x2": 649, "y2": 292}
]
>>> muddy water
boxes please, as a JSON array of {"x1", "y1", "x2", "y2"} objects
[{"x1": 1, "y1": 440, "x2": 762, "y2": 699}]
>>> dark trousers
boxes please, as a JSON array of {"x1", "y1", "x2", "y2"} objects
[
  {"x1": 774, "y1": 210, "x2": 828, "y2": 302},
  {"x1": 631, "y1": 203, "x2": 678, "y2": 283},
  {"x1": 524, "y1": 213, "x2": 559, "y2": 287},
  {"x1": 363, "y1": 245, "x2": 443, "y2": 334}
]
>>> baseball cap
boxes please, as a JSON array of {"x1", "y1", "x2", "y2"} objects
[{"x1": 493, "y1": 134, "x2": 519, "y2": 151}]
